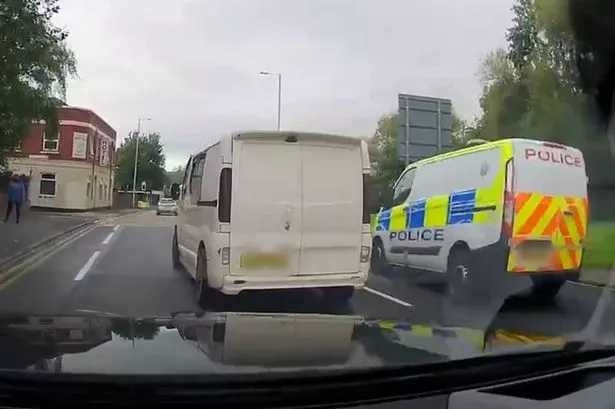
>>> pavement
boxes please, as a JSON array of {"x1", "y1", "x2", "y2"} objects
[
  {"x1": 0, "y1": 207, "x2": 136, "y2": 265},
  {"x1": 0, "y1": 209, "x2": 613, "y2": 340}
]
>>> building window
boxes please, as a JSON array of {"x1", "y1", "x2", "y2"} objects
[
  {"x1": 40, "y1": 173, "x2": 56, "y2": 196},
  {"x1": 42, "y1": 132, "x2": 60, "y2": 152}
]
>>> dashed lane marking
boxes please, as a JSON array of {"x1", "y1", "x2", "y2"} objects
[
  {"x1": 363, "y1": 286, "x2": 413, "y2": 307},
  {"x1": 74, "y1": 251, "x2": 101, "y2": 281},
  {"x1": 101, "y1": 231, "x2": 115, "y2": 245},
  {"x1": 0, "y1": 225, "x2": 98, "y2": 292}
]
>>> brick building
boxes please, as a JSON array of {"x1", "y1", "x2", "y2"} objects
[{"x1": 7, "y1": 106, "x2": 117, "y2": 210}]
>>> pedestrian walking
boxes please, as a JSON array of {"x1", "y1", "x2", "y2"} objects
[{"x1": 4, "y1": 175, "x2": 24, "y2": 224}]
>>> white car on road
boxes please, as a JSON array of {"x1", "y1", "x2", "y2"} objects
[{"x1": 157, "y1": 198, "x2": 178, "y2": 216}]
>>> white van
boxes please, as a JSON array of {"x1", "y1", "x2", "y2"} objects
[
  {"x1": 371, "y1": 138, "x2": 588, "y2": 303},
  {"x1": 172, "y1": 131, "x2": 372, "y2": 305},
  {"x1": 175, "y1": 312, "x2": 363, "y2": 367}
]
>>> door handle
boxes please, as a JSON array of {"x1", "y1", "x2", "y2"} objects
[
  {"x1": 284, "y1": 205, "x2": 292, "y2": 231},
  {"x1": 563, "y1": 210, "x2": 574, "y2": 217}
]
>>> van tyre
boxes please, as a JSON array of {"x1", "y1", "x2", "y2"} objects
[
  {"x1": 530, "y1": 278, "x2": 565, "y2": 303},
  {"x1": 323, "y1": 286, "x2": 354, "y2": 306},
  {"x1": 371, "y1": 238, "x2": 392, "y2": 276},
  {"x1": 195, "y1": 247, "x2": 219, "y2": 308},
  {"x1": 446, "y1": 247, "x2": 477, "y2": 305},
  {"x1": 172, "y1": 229, "x2": 181, "y2": 269}
]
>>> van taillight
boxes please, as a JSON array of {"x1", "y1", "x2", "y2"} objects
[
  {"x1": 503, "y1": 159, "x2": 515, "y2": 238},
  {"x1": 218, "y1": 168, "x2": 232, "y2": 223},
  {"x1": 362, "y1": 173, "x2": 372, "y2": 224}
]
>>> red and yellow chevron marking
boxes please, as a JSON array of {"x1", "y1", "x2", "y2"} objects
[{"x1": 507, "y1": 192, "x2": 588, "y2": 273}]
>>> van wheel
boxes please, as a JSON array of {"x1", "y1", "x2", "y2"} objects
[
  {"x1": 172, "y1": 229, "x2": 181, "y2": 269},
  {"x1": 530, "y1": 278, "x2": 565, "y2": 303},
  {"x1": 446, "y1": 247, "x2": 476, "y2": 305},
  {"x1": 371, "y1": 238, "x2": 391, "y2": 276},
  {"x1": 195, "y1": 248, "x2": 218, "y2": 307},
  {"x1": 322, "y1": 286, "x2": 354, "y2": 306}
]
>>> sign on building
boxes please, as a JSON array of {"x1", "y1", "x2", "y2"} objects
[
  {"x1": 398, "y1": 94, "x2": 453, "y2": 165},
  {"x1": 72, "y1": 132, "x2": 88, "y2": 159}
]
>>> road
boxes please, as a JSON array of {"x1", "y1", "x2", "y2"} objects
[{"x1": 0, "y1": 210, "x2": 612, "y2": 339}]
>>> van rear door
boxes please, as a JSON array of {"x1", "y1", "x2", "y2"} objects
[
  {"x1": 300, "y1": 138, "x2": 363, "y2": 275},
  {"x1": 510, "y1": 140, "x2": 588, "y2": 272},
  {"x1": 230, "y1": 136, "x2": 302, "y2": 276}
]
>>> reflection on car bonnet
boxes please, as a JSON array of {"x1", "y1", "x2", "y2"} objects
[{"x1": 367, "y1": 320, "x2": 566, "y2": 352}]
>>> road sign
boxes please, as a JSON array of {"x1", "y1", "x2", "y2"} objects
[{"x1": 398, "y1": 94, "x2": 453, "y2": 165}]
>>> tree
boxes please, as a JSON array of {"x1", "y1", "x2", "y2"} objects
[
  {"x1": 473, "y1": 0, "x2": 615, "y2": 186},
  {"x1": 368, "y1": 110, "x2": 469, "y2": 208},
  {"x1": 111, "y1": 318, "x2": 160, "y2": 341},
  {"x1": 0, "y1": 0, "x2": 77, "y2": 165},
  {"x1": 115, "y1": 132, "x2": 167, "y2": 190},
  {"x1": 165, "y1": 165, "x2": 185, "y2": 185}
]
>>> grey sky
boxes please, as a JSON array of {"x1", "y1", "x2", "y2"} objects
[{"x1": 56, "y1": 0, "x2": 514, "y2": 170}]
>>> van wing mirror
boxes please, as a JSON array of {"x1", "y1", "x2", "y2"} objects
[{"x1": 170, "y1": 183, "x2": 181, "y2": 200}]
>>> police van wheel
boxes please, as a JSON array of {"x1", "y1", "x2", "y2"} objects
[
  {"x1": 446, "y1": 247, "x2": 476, "y2": 305},
  {"x1": 371, "y1": 239, "x2": 391, "y2": 276},
  {"x1": 172, "y1": 228, "x2": 181, "y2": 269},
  {"x1": 530, "y1": 278, "x2": 565, "y2": 303}
]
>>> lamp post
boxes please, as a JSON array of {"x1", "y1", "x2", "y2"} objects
[
  {"x1": 259, "y1": 71, "x2": 282, "y2": 131},
  {"x1": 132, "y1": 117, "x2": 151, "y2": 207}
]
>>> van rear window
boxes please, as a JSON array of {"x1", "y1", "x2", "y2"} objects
[{"x1": 515, "y1": 146, "x2": 587, "y2": 197}]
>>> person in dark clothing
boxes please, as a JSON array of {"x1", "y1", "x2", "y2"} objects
[{"x1": 4, "y1": 175, "x2": 24, "y2": 224}]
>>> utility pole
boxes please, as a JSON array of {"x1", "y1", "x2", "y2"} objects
[{"x1": 132, "y1": 117, "x2": 151, "y2": 208}]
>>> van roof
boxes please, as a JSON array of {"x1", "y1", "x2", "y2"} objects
[
  {"x1": 232, "y1": 130, "x2": 370, "y2": 143},
  {"x1": 192, "y1": 130, "x2": 369, "y2": 158},
  {"x1": 404, "y1": 138, "x2": 578, "y2": 170}
]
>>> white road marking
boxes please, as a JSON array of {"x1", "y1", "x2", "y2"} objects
[
  {"x1": 113, "y1": 224, "x2": 120, "y2": 231},
  {"x1": 74, "y1": 251, "x2": 101, "y2": 281},
  {"x1": 570, "y1": 281, "x2": 612, "y2": 290},
  {"x1": 363, "y1": 286, "x2": 413, "y2": 307},
  {"x1": 101, "y1": 231, "x2": 115, "y2": 245}
]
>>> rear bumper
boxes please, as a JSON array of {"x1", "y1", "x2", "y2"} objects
[
  {"x1": 156, "y1": 209, "x2": 177, "y2": 214},
  {"x1": 220, "y1": 272, "x2": 368, "y2": 295}
]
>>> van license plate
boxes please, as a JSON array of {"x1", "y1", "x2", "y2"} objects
[
  {"x1": 240, "y1": 253, "x2": 289, "y2": 269},
  {"x1": 518, "y1": 248, "x2": 549, "y2": 264}
]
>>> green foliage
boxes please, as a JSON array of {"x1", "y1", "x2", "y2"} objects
[
  {"x1": 111, "y1": 318, "x2": 160, "y2": 341},
  {"x1": 115, "y1": 132, "x2": 167, "y2": 190},
  {"x1": 368, "y1": 110, "x2": 469, "y2": 207},
  {"x1": 472, "y1": 0, "x2": 615, "y2": 187},
  {"x1": 165, "y1": 165, "x2": 185, "y2": 185},
  {"x1": 0, "y1": 0, "x2": 77, "y2": 165}
]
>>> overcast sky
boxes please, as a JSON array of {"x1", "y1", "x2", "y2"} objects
[{"x1": 55, "y1": 0, "x2": 514, "y2": 170}]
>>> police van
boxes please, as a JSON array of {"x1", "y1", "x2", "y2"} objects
[
  {"x1": 170, "y1": 131, "x2": 372, "y2": 305},
  {"x1": 371, "y1": 138, "x2": 588, "y2": 303}
]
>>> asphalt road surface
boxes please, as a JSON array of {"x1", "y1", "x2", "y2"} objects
[{"x1": 0, "y1": 210, "x2": 612, "y2": 339}]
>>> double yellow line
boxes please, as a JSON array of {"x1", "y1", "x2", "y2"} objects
[{"x1": 0, "y1": 212, "x2": 136, "y2": 292}]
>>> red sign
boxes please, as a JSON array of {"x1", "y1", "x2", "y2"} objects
[{"x1": 524, "y1": 148, "x2": 583, "y2": 168}]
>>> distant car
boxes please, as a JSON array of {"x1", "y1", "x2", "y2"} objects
[{"x1": 157, "y1": 198, "x2": 178, "y2": 216}]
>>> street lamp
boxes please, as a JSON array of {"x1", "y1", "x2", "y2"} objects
[
  {"x1": 259, "y1": 71, "x2": 282, "y2": 131},
  {"x1": 132, "y1": 117, "x2": 152, "y2": 208}
]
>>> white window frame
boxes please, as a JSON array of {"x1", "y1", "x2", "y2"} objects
[
  {"x1": 42, "y1": 132, "x2": 60, "y2": 152},
  {"x1": 40, "y1": 173, "x2": 57, "y2": 197}
]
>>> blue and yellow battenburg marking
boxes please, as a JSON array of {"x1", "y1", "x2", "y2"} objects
[
  {"x1": 367, "y1": 321, "x2": 564, "y2": 348},
  {"x1": 376, "y1": 188, "x2": 493, "y2": 232}
]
